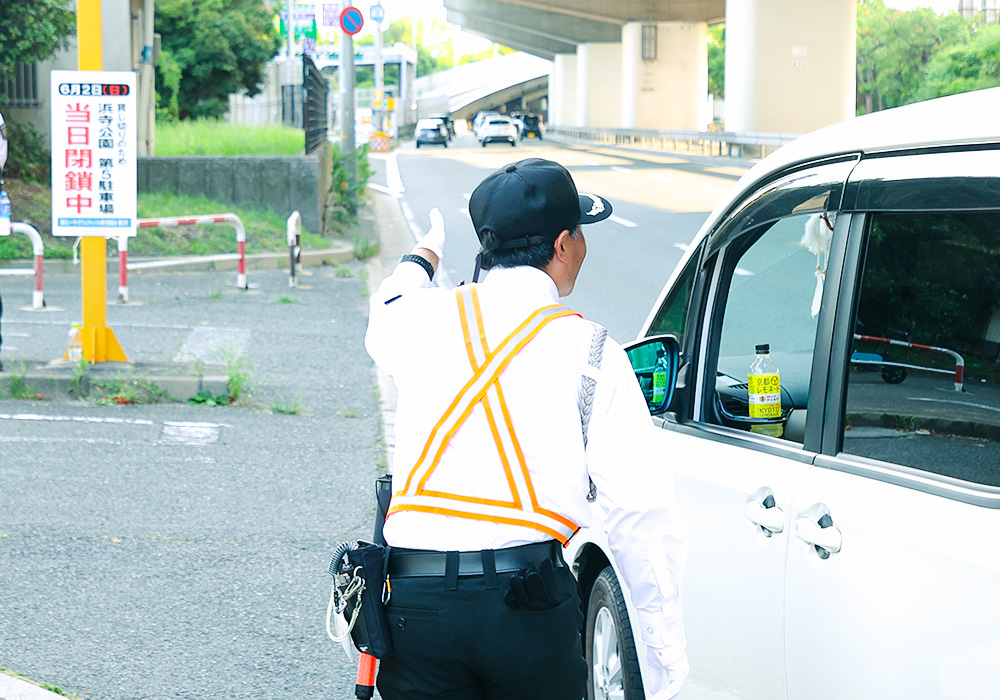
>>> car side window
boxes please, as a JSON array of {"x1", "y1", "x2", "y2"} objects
[
  {"x1": 706, "y1": 212, "x2": 832, "y2": 442},
  {"x1": 843, "y1": 212, "x2": 1000, "y2": 486},
  {"x1": 646, "y1": 247, "x2": 701, "y2": 349}
]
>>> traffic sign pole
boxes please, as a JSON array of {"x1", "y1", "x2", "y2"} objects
[
  {"x1": 339, "y1": 5, "x2": 357, "y2": 207},
  {"x1": 76, "y1": 0, "x2": 128, "y2": 363}
]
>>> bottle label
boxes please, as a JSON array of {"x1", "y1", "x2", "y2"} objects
[
  {"x1": 748, "y1": 373, "x2": 781, "y2": 419},
  {"x1": 652, "y1": 370, "x2": 667, "y2": 402}
]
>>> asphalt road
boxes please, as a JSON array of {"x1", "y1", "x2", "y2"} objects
[{"x1": 1, "y1": 260, "x2": 384, "y2": 699}]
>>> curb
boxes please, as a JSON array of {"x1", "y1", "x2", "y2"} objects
[{"x1": 0, "y1": 360, "x2": 229, "y2": 403}]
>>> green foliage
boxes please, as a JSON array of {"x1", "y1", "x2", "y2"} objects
[
  {"x1": 155, "y1": 119, "x2": 304, "y2": 156},
  {"x1": 707, "y1": 24, "x2": 725, "y2": 100},
  {"x1": 326, "y1": 143, "x2": 372, "y2": 225},
  {"x1": 4, "y1": 121, "x2": 51, "y2": 183},
  {"x1": 188, "y1": 389, "x2": 232, "y2": 406},
  {"x1": 0, "y1": 0, "x2": 74, "y2": 79},
  {"x1": 353, "y1": 236, "x2": 379, "y2": 261},
  {"x1": 154, "y1": 0, "x2": 282, "y2": 120},
  {"x1": 855, "y1": 0, "x2": 1000, "y2": 114}
]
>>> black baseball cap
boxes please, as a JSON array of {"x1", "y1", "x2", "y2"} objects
[{"x1": 469, "y1": 158, "x2": 613, "y2": 250}]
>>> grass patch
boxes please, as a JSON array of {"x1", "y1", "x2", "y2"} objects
[
  {"x1": 276, "y1": 295, "x2": 300, "y2": 304},
  {"x1": 3, "y1": 363, "x2": 43, "y2": 400},
  {"x1": 339, "y1": 408, "x2": 359, "y2": 418},
  {"x1": 155, "y1": 120, "x2": 305, "y2": 156}
]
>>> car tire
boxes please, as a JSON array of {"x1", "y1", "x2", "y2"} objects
[
  {"x1": 881, "y1": 365, "x2": 908, "y2": 384},
  {"x1": 586, "y1": 567, "x2": 645, "y2": 700},
  {"x1": 444, "y1": 141, "x2": 448, "y2": 148},
  {"x1": 482, "y1": 141, "x2": 487, "y2": 148},
  {"x1": 416, "y1": 142, "x2": 420, "y2": 149}
]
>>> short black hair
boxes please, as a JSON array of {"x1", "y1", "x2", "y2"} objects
[{"x1": 479, "y1": 227, "x2": 578, "y2": 271}]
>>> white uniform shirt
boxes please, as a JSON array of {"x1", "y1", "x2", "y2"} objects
[{"x1": 366, "y1": 262, "x2": 688, "y2": 651}]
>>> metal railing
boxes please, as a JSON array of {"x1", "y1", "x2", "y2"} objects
[{"x1": 547, "y1": 125, "x2": 799, "y2": 160}]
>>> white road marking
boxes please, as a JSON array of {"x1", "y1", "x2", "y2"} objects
[
  {"x1": 159, "y1": 421, "x2": 225, "y2": 446},
  {"x1": 610, "y1": 166, "x2": 631, "y2": 174},
  {"x1": 650, "y1": 174, "x2": 679, "y2": 184},
  {"x1": 674, "y1": 243, "x2": 689, "y2": 252},
  {"x1": 609, "y1": 214, "x2": 638, "y2": 228},
  {"x1": 908, "y1": 397, "x2": 1000, "y2": 414},
  {"x1": 367, "y1": 183, "x2": 403, "y2": 198},
  {"x1": 0, "y1": 413, "x2": 155, "y2": 425},
  {"x1": 705, "y1": 186, "x2": 731, "y2": 194}
]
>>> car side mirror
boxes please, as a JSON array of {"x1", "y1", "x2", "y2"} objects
[{"x1": 624, "y1": 334, "x2": 679, "y2": 415}]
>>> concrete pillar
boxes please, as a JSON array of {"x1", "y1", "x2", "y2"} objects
[
  {"x1": 622, "y1": 21, "x2": 708, "y2": 131},
  {"x1": 725, "y1": 0, "x2": 856, "y2": 134},
  {"x1": 550, "y1": 53, "x2": 579, "y2": 126},
  {"x1": 576, "y1": 43, "x2": 622, "y2": 128}
]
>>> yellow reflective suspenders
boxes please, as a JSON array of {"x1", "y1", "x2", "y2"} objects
[{"x1": 388, "y1": 285, "x2": 582, "y2": 543}]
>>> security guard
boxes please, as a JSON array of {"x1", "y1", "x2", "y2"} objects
[{"x1": 365, "y1": 158, "x2": 688, "y2": 700}]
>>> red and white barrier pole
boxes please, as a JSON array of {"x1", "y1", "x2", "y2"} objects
[
  {"x1": 136, "y1": 213, "x2": 248, "y2": 290},
  {"x1": 854, "y1": 334, "x2": 966, "y2": 392},
  {"x1": 5, "y1": 222, "x2": 46, "y2": 309},
  {"x1": 117, "y1": 233, "x2": 129, "y2": 303}
]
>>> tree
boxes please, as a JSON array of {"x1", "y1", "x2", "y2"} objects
[
  {"x1": 707, "y1": 24, "x2": 725, "y2": 100},
  {"x1": 155, "y1": 0, "x2": 281, "y2": 120},
  {"x1": 0, "y1": 0, "x2": 75, "y2": 80},
  {"x1": 916, "y1": 22, "x2": 1000, "y2": 101}
]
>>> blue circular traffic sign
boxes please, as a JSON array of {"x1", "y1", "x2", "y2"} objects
[
  {"x1": 370, "y1": 3, "x2": 385, "y2": 23},
  {"x1": 340, "y1": 6, "x2": 364, "y2": 35}
]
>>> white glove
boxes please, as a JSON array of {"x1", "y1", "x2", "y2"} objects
[
  {"x1": 646, "y1": 646, "x2": 689, "y2": 700},
  {"x1": 414, "y1": 207, "x2": 445, "y2": 260}
]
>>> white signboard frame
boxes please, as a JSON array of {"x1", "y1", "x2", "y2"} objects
[{"x1": 50, "y1": 70, "x2": 137, "y2": 238}]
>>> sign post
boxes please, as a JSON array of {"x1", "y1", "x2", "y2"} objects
[
  {"x1": 61, "y1": 0, "x2": 131, "y2": 363},
  {"x1": 339, "y1": 5, "x2": 362, "y2": 206}
]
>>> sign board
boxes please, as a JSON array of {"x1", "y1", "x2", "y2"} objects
[
  {"x1": 340, "y1": 6, "x2": 363, "y2": 34},
  {"x1": 50, "y1": 70, "x2": 137, "y2": 238},
  {"x1": 321, "y1": 3, "x2": 341, "y2": 26},
  {"x1": 370, "y1": 3, "x2": 385, "y2": 23}
]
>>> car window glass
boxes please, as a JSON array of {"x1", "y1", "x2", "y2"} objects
[
  {"x1": 647, "y1": 247, "x2": 701, "y2": 349},
  {"x1": 843, "y1": 211, "x2": 1000, "y2": 486},
  {"x1": 708, "y1": 212, "x2": 831, "y2": 442}
]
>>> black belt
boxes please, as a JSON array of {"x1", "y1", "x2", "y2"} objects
[{"x1": 388, "y1": 540, "x2": 561, "y2": 578}]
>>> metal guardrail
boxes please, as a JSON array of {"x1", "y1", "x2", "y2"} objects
[{"x1": 547, "y1": 126, "x2": 800, "y2": 159}]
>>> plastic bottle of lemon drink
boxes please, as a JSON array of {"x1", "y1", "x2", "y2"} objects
[{"x1": 748, "y1": 343, "x2": 782, "y2": 437}]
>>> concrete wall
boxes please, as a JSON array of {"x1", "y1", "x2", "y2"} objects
[
  {"x1": 622, "y1": 22, "x2": 709, "y2": 131},
  {"x1": 725, "y1": 0, "x2": 856, "y2": 133},
  {"x1": 576, "y1": 43, "x2": 622, "y2": 127},
  {"x1": 137, "y1": 145, "x2": 332, "y2": 234},
  {"x1": 550, "y1": 54, "x2": 579, "y2": 126}
]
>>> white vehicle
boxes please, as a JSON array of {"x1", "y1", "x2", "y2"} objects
[
  {"x1": 570, "y1": 87, "x2": 1000, "y2": 700},
  {"x1": 472, "y1": 110, "x2": 501, "y2": 138},
  {"x1": 478, "y1": 116, "x2": 518, "y2": 147}
]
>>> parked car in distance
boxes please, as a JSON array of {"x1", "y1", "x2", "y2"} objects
[
  {"x1": 414, "y1": 118, "x2": 448, "y2": 148},
  {"x1": 519, "y1": 113, "x2": 542, "y2": 139},
  {"x1": 472, "y1": 110, "x2": 502, "y2": 139},
  {"x1": 427, "y1": 115, "x2": 455, "y2": 140},
  {"x1": 479, "y1": 116, "x2": 518, "y2": 147},
  {"x1": 567, "y1": 87, "x2": 1000, "y2": 700}
]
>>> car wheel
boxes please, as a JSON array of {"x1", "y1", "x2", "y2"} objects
[
  {"x1": 586, "y1": 567, "x2": 644, "y2": 700},
  {"x1": 444, "y1": 141, "x2": 448, "y2": 148},
  {"x1": 482, "y1": 141, "x2": 487, "y2": 148},
  {"x1": 881, "y1": 365, "x2": 908, "y2": 384}
]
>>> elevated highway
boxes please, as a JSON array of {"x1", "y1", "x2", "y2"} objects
[{"x1": 442, "y1": 0, "x2": 856, "y2": 136}]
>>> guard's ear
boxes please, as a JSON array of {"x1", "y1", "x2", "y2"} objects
[{"x1": 551, "y1": 229, "x2": 574, "y2": 263}]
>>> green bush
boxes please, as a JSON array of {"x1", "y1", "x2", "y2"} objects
[
  {"x1": 326, "y1": 143, "x2": 372, "y2": 227},
  {"x1": 5, "y1": 121, "x2": 50, "y2": 184}
]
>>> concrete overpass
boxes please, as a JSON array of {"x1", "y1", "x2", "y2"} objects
[{"x1": 443, "y1": 0, "x2": 857, "y2": 135}]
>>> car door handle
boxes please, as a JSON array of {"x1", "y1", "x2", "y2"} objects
[
  {"x1": 744, "y1": 499, "x2": 784, "y2": 533},
  {"x1": 794, "y1": 513, "x2": 843, "y2": 556}
]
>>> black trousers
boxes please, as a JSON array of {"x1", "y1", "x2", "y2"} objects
[{"x1": 376, "y1": 548, "x2": 587, "y2": 700}]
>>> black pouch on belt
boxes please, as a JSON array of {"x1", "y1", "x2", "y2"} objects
[{"x1": 345, "y1": 542, "x2": 394, "y2": 659}]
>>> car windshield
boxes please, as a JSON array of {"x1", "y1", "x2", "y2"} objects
[{"x1": 416, "y1": 120, "x2": 441, "y2": 130}]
